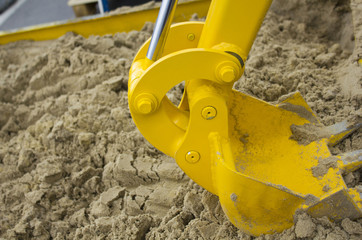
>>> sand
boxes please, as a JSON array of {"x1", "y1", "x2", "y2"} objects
[{"x1": 0, "y1": 0, "x2": 361, "y2": 239}]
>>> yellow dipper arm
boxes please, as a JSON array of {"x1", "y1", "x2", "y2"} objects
[{"x1": 198, "y1": 0, "x2": 272, "y2": 60}]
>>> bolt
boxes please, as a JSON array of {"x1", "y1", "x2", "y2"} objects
[
  {"x1": 219, "y1": 66, "x2": 236, "y2": 83},
  {"x1": 137, "y1": 99, "x2": 153, "y2": 114},
  {"x1": 185, "y1": 151, "x2": 200, "y2": 163},
  {"x1": 201, "y1": 106, "x2": 217, "y2": 120},
  {"x1": 134, "y1": 93, "x2": 157, "y2": 114},
  {"x1": 187, "y1": 33, "x2": 195, "y2": 41}
]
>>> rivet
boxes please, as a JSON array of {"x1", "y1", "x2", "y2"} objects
[
  {"x1": 187, "y1": 33, "x2": 195, "y2": 41},
  {"x1": 185, "y1": 151, "x2": 200, "y2": 163},
  {"x1": 201, "y1": 106, "x2": 217, "y2": 120}
]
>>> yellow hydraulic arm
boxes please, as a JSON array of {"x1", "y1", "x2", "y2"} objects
[{"x1": 128, "y1": 0, "x2": 362, "y2": 236}]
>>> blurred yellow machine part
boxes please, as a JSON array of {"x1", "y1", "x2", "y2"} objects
[{"x1": 0, "y1": 0, "x2": 211, "y2": 44}]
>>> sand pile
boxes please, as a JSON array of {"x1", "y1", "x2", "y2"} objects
[{"x1": 0, "y1": 0, "x2": 361, "y2": 239}]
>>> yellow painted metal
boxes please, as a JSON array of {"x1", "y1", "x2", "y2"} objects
[
  {"x1": 129, "y1": 0, "x2": 362, "y2": 236},
  {"x1": 129, "y1": 45, "x2": 242, "y2": 193},
  {"x1": 133, "y1": 21, "x2": 205, "y2": 62},
  {"x1": 210, "y1": 132, "x2": 306, "y2": 235},
  {"x1": 198, "y1": 0, "x2": 272, "y2": 59},
  {"x1": 0, "y1": 0, "x2": 211, "y2": 45},
  {"x1": 224, "y1": 91, "x2": 361, "y2": 234}
]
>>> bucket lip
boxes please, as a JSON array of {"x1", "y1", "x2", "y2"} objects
[{"x1": 214, "y1": 152, "x2": 307, "y2": 200}]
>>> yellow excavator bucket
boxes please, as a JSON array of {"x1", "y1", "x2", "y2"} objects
[
  {"x1": 128, "y1": 0, "x2": 362, "y2": 236},
  {"x1": 213, "y1": 90, "x2": 361, "y2": 235}
]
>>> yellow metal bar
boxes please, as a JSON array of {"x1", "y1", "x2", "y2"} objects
[
  {"x1": 198, "y1": 0, "x2": 272, "y2": 59},
  {"x1": 0, "y1": 0, "x2": 211, "y2": 45}
]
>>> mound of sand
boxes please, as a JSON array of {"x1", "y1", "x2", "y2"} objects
[{"x1": 0, "y1": 0, "x2": 361, "y2": 239}]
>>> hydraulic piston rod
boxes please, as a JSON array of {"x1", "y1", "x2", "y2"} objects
[{"x1": 146, "y1": 0, "x2": 178, "y2": 61}]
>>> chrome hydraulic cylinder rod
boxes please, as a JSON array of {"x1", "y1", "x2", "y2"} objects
[{"x1": 146, "y1": 0, "x2": 178, "y2": 61}]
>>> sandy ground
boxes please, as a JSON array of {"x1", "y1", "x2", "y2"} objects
[{"x1": 0, "y1": 0, "x2": 361, "y2": 239}]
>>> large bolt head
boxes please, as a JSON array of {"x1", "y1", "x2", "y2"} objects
[
  {"x1": 134, "y1": 93, "x2": 158, "y2": 114},
  {"x1": 219, "y1": 66, "x2": 236, "y2": 83},
  {"x1": 137, "y1": 99, "x2": 153, "y2": 114},
  {"x1": 215, "y1": 61, "x2": 240, "y2": 84}
]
